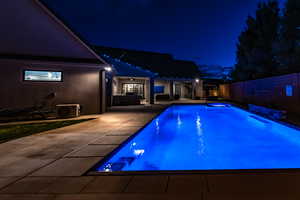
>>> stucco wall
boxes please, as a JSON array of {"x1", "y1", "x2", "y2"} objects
[
  {"x1": 154, "y1": 80, "x2": 171, "y2": 95},
  {"x1": 219, "y1": 73, "x2": 300, "y2": 114},
  {"x1": 154, "y1": 80, "x2": 199, "y2": 99},
  {"x1": 0, "y1": 59, "x2": 103, "y2": 114}
]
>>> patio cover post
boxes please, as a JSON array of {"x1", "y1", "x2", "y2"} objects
[
  {"x1": 150, "y1": 78, "x2": 155, "y2": 104},
  {"x1": 169, "y1": 81, "x2": 174, "y2": 100},
  {"x1": 105, "y1": 73, "x2": 113, "y2": 107},
  {"x1": 192, "y1": 80, "x2": 196, "y2": 99},
  {"x1": 192, "y1": 79, "x2": 203, "y2": 99},
  {"x1": 100, "y1": 70, "x2": 106, "y2": 113}
]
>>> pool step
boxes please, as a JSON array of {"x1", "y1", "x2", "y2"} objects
[
  {"x1": 105, "y1": 157, "x2": 137, "y2": 171},
  {"x1": 106, "y1": 162, "x2": 126, "y2": 171},
  {"x1": 143, "y1": 162, "x2": 159, "y2": 170},
  {"x1": 119, "y1": 156, "x2": 136, "y2": 165},
  {"x1": 250, "y1": 115, "x2": 270, "y2": 124}
]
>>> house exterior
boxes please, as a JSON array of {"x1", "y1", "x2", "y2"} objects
[
  {"x1": 101, "y1": 55, "x2": 156, "y2": 105},
  {"x1": 95, "y1": 46, "x2": 204, "y2": 103},
  {"x1": 0, "y1": 0, "x2": 204, "y2": 115},
  {"x1": 0, "y1": 0, "x2": 109, "y2": 114}
]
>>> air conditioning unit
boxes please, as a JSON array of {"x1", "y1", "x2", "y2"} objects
[{"x1": 56, "y1": 104, "x2": 80, "y2": 118}]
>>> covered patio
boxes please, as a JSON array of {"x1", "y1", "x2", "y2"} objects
[
  {"x1": 154, "y1": 77, "x2": 203, "y2": 101},
  {"x1": 102, "y1": 55, "x2": 156, "y2": 106},
  {"x1": 102, "y1": 54, "x2": 204, "y2": 106}
]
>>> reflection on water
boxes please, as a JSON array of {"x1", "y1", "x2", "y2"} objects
[
  {"x1": 177, "y1": 113, "x2": 182, "y2": 127},
  {"x1": 196, "y1": 113, "x2": 205, "y2": 155},
  {"x1": 155, "y1": 118, "x2": 160, "y2": 134}
]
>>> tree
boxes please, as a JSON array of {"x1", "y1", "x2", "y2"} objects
[
  {"x1": 233, "y1": 16, "x2": 259, "y2": 81},
  {"x1": 233, "y1": 1, "x2": 280, "y2": 81},
  {"x1": 277, "y1": 0, "x2": 300, "y2": 72}
]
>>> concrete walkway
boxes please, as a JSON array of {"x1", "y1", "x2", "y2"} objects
[{"x1": 0, "y1": 103, "x2": 300, "y2": 199}]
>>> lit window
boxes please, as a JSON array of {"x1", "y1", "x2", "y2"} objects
[
  {"x1": 285, "y1": 85, "x2": 293, "y2": 97},
  {"x1": 24, "y1": 70, "x2": 62, "y2": 82},
  {"x1": 122, "y1": 83, "x2": 144, "y2": 97}
]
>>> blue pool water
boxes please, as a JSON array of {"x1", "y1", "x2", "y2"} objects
[{"x1": 96, "y1": 104, "x2": 300, "y2": 172}]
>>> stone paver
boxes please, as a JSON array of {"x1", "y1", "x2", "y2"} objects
[
  {"x1": 106, "y1": 132, "x2": 135, "y2": 136},
  {"x1": 124, "y1": 176, "x2": 168, "y2": 193},
  {"x1": 29, "y1": 158, "x2": 101, "y2": 177},
  {"x1": 0, "y1": 156, "x2": 56, "y2": 177},
  {"x1": 81, "y1": 176, "x2": 132, "y2": 193},
  {"x1": 0, "y1": 194, "x2": 55, "y2": 200},
  {"x1": 0, "y1": 177, "x2": 57, "y2": 194},
  {"x1": 205, "y1": 193, "x2": 296, "y2": 200},
  {"x1": 89, "y1": 136, "x2": 129, "y2": 145},
  {"x1": 0, "y1": 177, "x2": 21, "y2": 190},
  {"x1": 65, "y1": 145, "x2": 117, "y2": 158},
  {"x1": 39, "y1": 177, "x2": 94, "y2": 194},
  {"x1": 167, "y1": 175, "x2": 205, "y2": 194},
  {"x1": 206, "y1": 174, "x2": 300, "y2": 194},
  {"x1": 54, "y1": 194, "x2": 203, "y2": 200}
]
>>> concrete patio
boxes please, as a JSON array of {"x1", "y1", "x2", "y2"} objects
[{"x1": 0, "y1": 103, "x2": 300, "y2": 200}]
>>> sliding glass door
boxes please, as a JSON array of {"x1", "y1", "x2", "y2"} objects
[{"x1": 122, "y1": 83, "x2": 144, "y2": 97}]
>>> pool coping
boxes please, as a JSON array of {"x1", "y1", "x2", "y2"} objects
[{"x1": 86, "y1": 103, "x2": 300, "y2": 176}]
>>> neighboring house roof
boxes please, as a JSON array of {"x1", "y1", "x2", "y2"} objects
[
  {"x1": 102, "y1": 54, "x2": 157, "y2": 78},
  {"x1": 199, "y1": 65, "x2": 233, "y2": 80},
  {"x1": 0, "y1": 0, "x2": 106, "y2": 65},
  {"x1": 94, "y1": 46, "x2": 199, "y2": 79}
]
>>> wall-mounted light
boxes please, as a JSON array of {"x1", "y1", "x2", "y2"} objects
[
  {"x1": 195, "y1": 78, "x2": 200, "y2": 83},
  {"x1": 104, "y1": 66, "x2": 112, "y2": 72}
]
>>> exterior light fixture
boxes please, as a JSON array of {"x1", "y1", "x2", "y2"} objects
[
  {"x1": 104, "y1": 66, "x2": 112, "y2": 72},
  {"x1": 195, "y1": 79, "x2": 200, "y2": 83}
]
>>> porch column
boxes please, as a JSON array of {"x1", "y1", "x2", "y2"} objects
[
  {"x1": 100, "y1": 70, "x2": 106, "y2": 113},
  {"x1": 192, "y1": 81, "x2": 196, "y2": 100},
  {"x1": 169, "y1": 81, "x2": 174, "y2": 100},
  {"x1": 149, "y1": 78, "x2": 155, "y2": 104},
  {"x1": 105, "y1": 73, "x2": 113, "y2": 107},
  {"x1": 192, "y1": 79, "x2": 203, "y2": 99}
]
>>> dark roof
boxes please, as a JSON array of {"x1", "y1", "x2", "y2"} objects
[
  {"x1": 94, "y1": 46, "x2": 199, "y2": 79},
  {"x1": 102, "y1": 54, "x2": 157, "y2": 78},
  {"x1": 0, "y1": 54, "x2": 103, "y2": 64},
  {"x1": 0, "y1": 0, "x2": 106, "y2": 65}
]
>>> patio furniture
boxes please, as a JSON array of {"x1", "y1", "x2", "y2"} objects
[
  {"x1": 155, "y1": 94, "x2": 170, "y2": 101},
  {"x1": 112, "y1": 95, "x2": 141, "y2": 106}
]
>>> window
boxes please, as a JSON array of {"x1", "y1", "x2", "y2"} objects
[
  {"x1": 122, "y1": 83, "x2": 144, "y2": 97},
  {"x1": 24, "y1": 70, "x2": 62, "y2": 82},
  {"x1": 285, "y1": 85, "x2": 293, "y2": 97},
  {"x1": 154, "y1": 86, "x2": 165, "y2": 93}
]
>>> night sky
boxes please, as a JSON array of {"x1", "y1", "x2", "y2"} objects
[{"x1": 43, "y1": 0, "x2": 286, "y2": 67}]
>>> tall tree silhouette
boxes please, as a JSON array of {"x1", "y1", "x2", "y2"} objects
[
  {"x1": 277, "y1": 0, "x2": 300, "y2": 72},
  {"x1": 233, "y1": 1, "x2": 280, "y2": 81}
]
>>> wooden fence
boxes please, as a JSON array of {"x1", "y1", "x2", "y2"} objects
[{"x1": 219, "y1": 73, "x2": 300, "y2": 114}]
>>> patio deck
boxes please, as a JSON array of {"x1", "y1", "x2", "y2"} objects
[{"x1": 0, "y1": 102, "x2": 300, "y2": 200}]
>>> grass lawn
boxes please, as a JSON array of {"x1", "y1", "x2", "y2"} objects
[{"x1": 0, "y1": 119, "x2": 93, "y2": 143}]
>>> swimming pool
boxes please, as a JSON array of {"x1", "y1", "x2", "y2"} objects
[{"x1": 94, "y1": 104, "x2": 300, "y2": 172}]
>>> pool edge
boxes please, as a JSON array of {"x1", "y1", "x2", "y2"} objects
[{"x1": 85, "y1": 102, "x2": 300, "y2": 176}]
